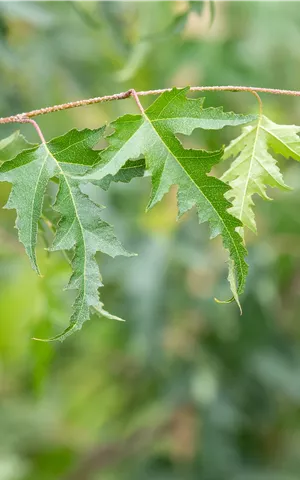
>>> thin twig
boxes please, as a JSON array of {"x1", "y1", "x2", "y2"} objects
[{"x1": 0, "y1": 85, "x2": 299, "y2": 125}]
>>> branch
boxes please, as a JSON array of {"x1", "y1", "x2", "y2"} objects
[{"x1": 0, "y1": 85, "x2": 298, "y2": 125}]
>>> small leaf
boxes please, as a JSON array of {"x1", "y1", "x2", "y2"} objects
[{"x1": 222, "y1": 115, "x2": 296, "y2": 235}]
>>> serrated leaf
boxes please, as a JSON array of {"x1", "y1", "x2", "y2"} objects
[
  {"x1": 85, "y1": 87, "x2": 254, "y2": 299},
  {"x1": 0, "y1": 127, "x2": 131, "y2": 341},
  {"x1": 0, "y1": 144, "x2": 57, "y2": 273},
  {"x1": 48, "y1": 177, "x2": 130, "y2": 342},
  {"x1": 221, "y1": 115, "x2": 297, "y2": 235}
]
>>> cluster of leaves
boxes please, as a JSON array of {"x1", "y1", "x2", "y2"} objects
[{"x1": 0, "y1": 87, "x2": 299, "y2": 341}]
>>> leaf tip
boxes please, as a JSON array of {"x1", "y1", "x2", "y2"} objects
[
  {"x1": 31, "y1": 336, "x2": 51, "y2": 343},
  {"x1": 214, "y1": 295, "x2": 243, "y2": 315}
]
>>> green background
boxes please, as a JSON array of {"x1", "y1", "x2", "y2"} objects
[{"x1": 1, "y1": 2, "x2": 300, "y2": 479}]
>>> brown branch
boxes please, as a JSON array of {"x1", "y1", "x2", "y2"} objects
[{"x1": 0, "y1": 85, "x2": 299, "y2": 125}]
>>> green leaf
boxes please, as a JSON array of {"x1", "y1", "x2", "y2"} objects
[
  {"x1": 0, "y1": 127, "x2": 131, "y2": 341},
  {"x1": 0, "y1": 130, "x2": 34, "y2": 163},
  {"x1": 221, "y1": 115, "x2": 297, "y2": 235},
  {"x1": 0, "y1": 144, "x2": 57, "y2": 273},
  {"x1": 85, "y1": 87, "x2": 254, "y2": 300},
  {"x1": 86, "y1": 87, "x2": 255, "y2": 180}
]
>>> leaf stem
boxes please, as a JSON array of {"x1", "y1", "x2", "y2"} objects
[
  {"x1": 12, "y1": 116, "x2": 47, "y2": 143},
  {"x1": 128, "y1": 88, "x2": 145, "y2": 114},
  {"x1": 248, "y1": 90, "x2": 263, "y2": 116},
  {"x1": 0, "y1": 85, "x2": 296, "y2": 124}
]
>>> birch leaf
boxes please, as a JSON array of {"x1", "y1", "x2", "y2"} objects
[
  {"x1": 0, "y1": 128, "x2": 131, "y2": 341},
  {"x1": 221, "y1": 115, "x2": 297, "y2": 235},
  {"x1": 85, "y1": 87, "x2": 255, "y2": 300}
]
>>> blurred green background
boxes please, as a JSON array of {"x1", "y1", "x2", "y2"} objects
[{"x1": 1, "y1": 1, "x2": 300, "y2": 479}]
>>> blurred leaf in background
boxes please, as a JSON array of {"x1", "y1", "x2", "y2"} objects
[{"x1": 1, "y1": 2, "x2": 300, "y2": 479}]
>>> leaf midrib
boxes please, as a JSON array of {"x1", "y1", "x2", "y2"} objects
[
  {"x1": 143, "y1": 112, "x2": 246, "y2": 291},
  {"x1": 29, "y1": 146, "x2": 49, "y2": 273},
  {"x1": 46, "y1": 144, "x2": 88, "y2": 321},
  {"x1": 237, "y1": 116, "x2": 262, "y2": 226}
]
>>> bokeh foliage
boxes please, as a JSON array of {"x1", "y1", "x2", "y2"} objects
[{"x1": 1, "y1": 2, "x2": 300, "y2": 479}]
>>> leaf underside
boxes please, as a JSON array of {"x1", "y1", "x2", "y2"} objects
[{"x1": 222, "y1": 115, "x2": 300, "y2": 235}]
